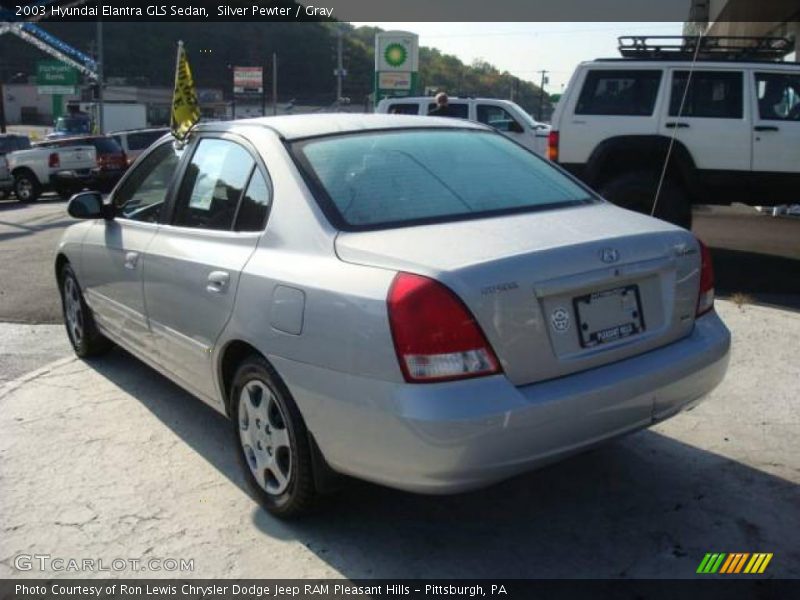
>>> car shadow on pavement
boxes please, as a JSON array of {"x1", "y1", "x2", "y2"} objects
[
  {"x1": 85, "y1": 348, "x2": 800, "y2": 578},
  {"x1": 710, "y1": 247, "x2": 800, "y2": 312}
]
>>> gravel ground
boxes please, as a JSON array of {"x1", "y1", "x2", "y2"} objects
[{"x1": 0, "y1": 300, "x2": 798, "y2": 579}]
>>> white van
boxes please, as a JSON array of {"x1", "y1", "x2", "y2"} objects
[{"x1": 375, "y1": 96, "x2": 551, "y2": 156}]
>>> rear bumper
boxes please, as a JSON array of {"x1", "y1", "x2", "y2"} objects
[
  {"x1": 272, "y1": 311, "x2": 730, "y2": 494},
  {"x1": 0, "y1": 176, "x2": 12, "y2": 192}
]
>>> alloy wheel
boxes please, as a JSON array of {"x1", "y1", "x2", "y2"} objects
[
  {"x1": 237, "y1": 379, "x2": 293, "y2": 496},
  {"x1": 63, "y1": 276, "x2": 84, "y2": 346}
]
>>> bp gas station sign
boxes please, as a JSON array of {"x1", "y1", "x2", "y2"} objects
[{"x1": 374, "y1": 31, "x2": 419, "y2": 103}]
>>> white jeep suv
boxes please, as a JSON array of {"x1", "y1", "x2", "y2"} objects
[{"x1": 549, "y1": 36, "x2": 799, "y2": 228}]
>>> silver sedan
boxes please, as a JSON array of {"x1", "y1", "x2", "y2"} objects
[{"x1": 55, "y1": 114, "x2": 730, "y2": 517}]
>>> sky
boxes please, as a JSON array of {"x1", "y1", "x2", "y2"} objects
[{"x1": 352, "y1": 22, "x2": 684, "y2": 91}]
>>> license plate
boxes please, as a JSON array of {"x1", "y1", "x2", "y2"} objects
[{"x1": 573, "y1": 284, "x2": 644, "y2": 348}]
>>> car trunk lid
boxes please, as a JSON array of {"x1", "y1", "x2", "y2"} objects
[{"x1": 336, "y1": 203, "x2": 702, "y2": 386}]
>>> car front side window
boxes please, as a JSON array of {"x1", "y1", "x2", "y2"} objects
[
  {"x1": 172, "y1": 138, "x2": 255, "y2": 231},
  {"x1": 113, "y1": 142, "x2": 182, "y2": 222}
]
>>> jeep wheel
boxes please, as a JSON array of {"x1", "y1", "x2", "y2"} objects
[{"x1": 599, "y1": 171, "x2": 692, "y2": 230}]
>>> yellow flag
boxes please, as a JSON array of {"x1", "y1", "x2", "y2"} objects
[{"x1": 171, "y1": 41, "x2": 200, "y2": 140}]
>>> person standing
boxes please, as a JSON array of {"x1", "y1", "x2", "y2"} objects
[{"x1": 428, "y1": 92, "x2": 453, "y2": 117}]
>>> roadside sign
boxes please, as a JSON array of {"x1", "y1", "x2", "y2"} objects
[
  {"x1": 37, "y1": 85, "x2": 75, "y2": 95},
  {"x1": 374, "y1": 31, "x2": 419, "y2": 102},
  {"x1": 233, "y1": 66, "x2": 263, "y2": 94},
  {"x1": 37, "y1": 60, "x2": 78, "y2": 86}
]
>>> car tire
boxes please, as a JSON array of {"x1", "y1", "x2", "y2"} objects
[
  {"x1": 59, "y1": 263, "x2": 113, "y2": 358},
  {"x1": 230, "y1": 355, "x2": 317, "y2": 518},
  {"x1": 14, "y1": 171, "x2": 41, "y2": 203},
  {"x1": 599, "y1": 171, "x2": 692, "y2": 230}
]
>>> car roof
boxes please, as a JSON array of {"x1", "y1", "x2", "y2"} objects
[
  {"x1": 204, "y1": 113, "x2": 489, "y2": 141},
  {"x1": 582, "y1": 59, "x2": 800, "y2": 69},
  {"x1": 110, "y1": 127, "x2": 170, "y2": 136}
]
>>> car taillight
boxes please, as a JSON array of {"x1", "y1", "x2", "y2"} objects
[
  {"x1": 387, "y1": 272, "x2": 501, "y2": 383},
  {"x1": 48, "y1": 152, "x2": 60, "y2": 168},
  {"x1": 696, "y1": 239, "x2": 715, "y2": 317},
  {"x1": 547, "y1": 130, "x2": 559, "y2": 162}
]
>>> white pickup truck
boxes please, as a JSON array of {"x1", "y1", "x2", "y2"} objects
[{"x1": 7, "y1": 143, "x2": 97, "y2": 202}]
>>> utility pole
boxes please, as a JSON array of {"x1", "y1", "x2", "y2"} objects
[
  {"x1": 0, "y1": 79, "x2": 6, "y2": 134},
  {"x1": 536, "y1": 69, "x2": 548, "y2": 122},
  {"x1": 272, "y1": 53, "x2": 277, "y2": 116},
  {"x1": 96, "y1": 21, "x2": 104, "y2": 133},
  {"x1": 335, "y1": 27, "x2": 344, "y2": 105}
]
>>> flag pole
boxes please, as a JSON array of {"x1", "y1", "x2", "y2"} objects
[{"x1": 170, "y1": 40, "x2": 183, "y2": 137}]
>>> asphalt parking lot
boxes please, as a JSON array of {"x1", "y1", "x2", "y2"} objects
[
  {"x1": 0, "y1": 301, "x2": 798, "y2": 579},
  {"x1": 0, "y1": 197, "x2": 798, "y2": 578}
]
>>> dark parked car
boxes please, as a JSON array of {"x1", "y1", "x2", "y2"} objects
[
  {"x1": 36, "y1": 135, "x2": 128, "y2": 195},
  {"x1": 0, "y1": 134, "x2": 32, "y2": 155},
  {"x1": 0, "y1": 134, "x2": 32, "y2": 199},
  {"x1": 111, "y1": 128, "x2": 169, "y2": 166}
]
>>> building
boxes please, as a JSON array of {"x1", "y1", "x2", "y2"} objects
[
  {"x1": 687, "y1": 0, "x2": 798, "y2": 61},
  {"x1": 2, "y1": 83, "x2": 227, "y2": 126}
]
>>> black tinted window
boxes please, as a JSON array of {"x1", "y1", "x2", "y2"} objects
[
  {"x1": 114, "y1": 142, "x2": 182, "y2": 222},
  {"x1": 387, "y1": 103, "x2": 419, "y2": 115},
  {"x1": 670, "y1": 71, "x2": 742, "y2": 118},
  {"x1": 128, "y1": 130, "x2": 167, "y2": 150},
  {"x1": 576, "y1": 70, "x2": 662, "y2": 116},
  {"x1": 235, "y1": 170, "x2": 271, "y2": 232},
  {"x1": 173, "y1": 139, "x2": 254, "y2": 231},
  {"x1": 427, "y1": 103, "x2": 469, "y2": 118},
  {"x1": 755, "y1": 72, "x2": 800, "y2": 121},
  {"x1": 93, "y1": 138, "x2": 123, "y2": 154}
]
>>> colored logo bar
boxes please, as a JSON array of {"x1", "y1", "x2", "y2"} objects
[{"x1": 697, "y1": 553, "x2": 773, "y2": 574}]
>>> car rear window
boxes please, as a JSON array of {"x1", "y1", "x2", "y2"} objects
[
  {"x1": 127, "y1": 130, "x2": 167, "y2": 150},
  {"x1": 576, "y1": 69, "x2": 662, "y2": 116},
  {"x1": 92, "y1": 138, "x2": 124, "y2": 154},
  {"x1": 294, "y1": 129, "x2": 592, "y2": 230}
]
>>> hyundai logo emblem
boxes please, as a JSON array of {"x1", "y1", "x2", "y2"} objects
[{"x1": 600, "y1": 248, "x2": 620, "y2": 264}]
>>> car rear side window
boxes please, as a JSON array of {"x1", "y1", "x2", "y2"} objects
[
  {"x1": 234, "y1": 169, "x2": 271, "y2": 232},
  {"x1": 576, "y1": 70, "x2": 662, "y2": 116},
  {"x1": 173, "y1": 138, "x2": 254, "y2": 231},
  {"x1": 670, "y1": 71, "x2": 743, "y2": 119},
  {"x1": 295, "y1": 129, "x2": 591, "y2": 230},
  {"x1": 114, "y1": 142, "x2": 182, "y2": 222},
  {"x1": 755, "y1": 72, "x2": 800, "y2": 121}
]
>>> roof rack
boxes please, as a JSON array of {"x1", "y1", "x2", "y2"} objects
[{"x1": 618, "y1": 36, "x2": 793, "y2": 61}]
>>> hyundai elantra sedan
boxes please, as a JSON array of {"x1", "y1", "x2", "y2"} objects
[{"x1": 55, "y1": 114, "x2": 730, "y2": 517}]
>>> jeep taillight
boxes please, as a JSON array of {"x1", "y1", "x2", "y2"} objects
[
  {"x1": 547, "y1": 130, "x2": 559, "y2": 162},
  {"x1": 48, "y1": 153, "x2": 60, "y2": 168},
  {"x1": 387, "y1": 272, "x2": 501, "y2": 383}
]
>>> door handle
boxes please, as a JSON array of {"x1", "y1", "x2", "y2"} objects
[
  {"x1": 754, "y1": 125, "x2": 779, "y2": 132},
  {"x1": 124, "y1": 252, "x2": 139, "y2": 269},
  {"x1": 665, "y1": 122, "x2": 690, "y2": 129},
  {"x1": 206, "y1": 271, "x2": 230, "y2": 294}
]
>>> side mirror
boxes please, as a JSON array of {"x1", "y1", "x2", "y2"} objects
[{"x1": 67, "y1": 191, "x2": 113, "y2": 220}]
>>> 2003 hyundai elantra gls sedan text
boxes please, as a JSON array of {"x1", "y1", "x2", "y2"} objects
[{"x1": 56, "y1": 114, "x2": 730, "y2": 517}]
